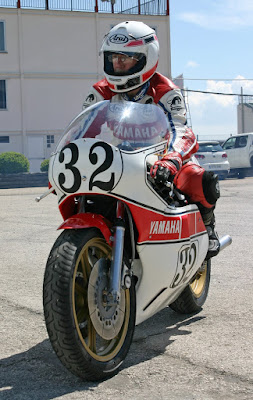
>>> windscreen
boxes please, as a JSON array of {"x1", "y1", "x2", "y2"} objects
[{"x1": 56, "y1": 100, "x2": 170, "y2": 152}]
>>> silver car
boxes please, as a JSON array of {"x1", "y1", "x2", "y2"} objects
[{"x1": 195, "y1": 141, "x2": 230, "y2": 179}]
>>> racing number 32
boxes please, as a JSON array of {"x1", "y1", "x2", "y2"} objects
[{"x1": 58, "y1": 141, "x2": 115, "y2": 193}]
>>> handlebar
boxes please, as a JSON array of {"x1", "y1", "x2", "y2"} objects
[{"x1": 146, "y1": 161, "x2": 185, "y2": 202}]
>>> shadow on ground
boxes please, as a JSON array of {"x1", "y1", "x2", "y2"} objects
[{"x1": 0, "y1": 307, "x2": 205, "y2": 399}]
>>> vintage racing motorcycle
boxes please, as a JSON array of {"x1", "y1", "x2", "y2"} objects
[{"x1": 38, "y1": 100, "x2": 232, "y2": 381}]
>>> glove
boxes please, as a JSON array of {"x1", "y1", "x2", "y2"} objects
[{"x1": 150, "y1": 151, "x2": 183, "y2": 184}]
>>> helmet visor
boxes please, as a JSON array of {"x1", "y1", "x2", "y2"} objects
[{"x1": 104, "y1": 51, "x2": 146, "y2": 77}]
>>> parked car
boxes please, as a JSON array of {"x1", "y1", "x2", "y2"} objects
[
  {"x1": 195, "y1": 141, "x2": 230, "y2": 179},
  {"x1": 222, "y1": 133, "x2": 253, "y2": 178}
]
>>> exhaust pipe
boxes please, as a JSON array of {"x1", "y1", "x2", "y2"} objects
[{"x1": 219, "y1": 235, "x2": 232, "y2": 252}]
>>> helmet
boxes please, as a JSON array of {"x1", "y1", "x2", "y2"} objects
[{"x1": 100, "y1": 21, "x2": 159, "y2": 93}]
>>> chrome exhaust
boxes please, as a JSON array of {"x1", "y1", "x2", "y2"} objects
[{"x1": 219, "y1": 235, "x2": 232, "y2": 252}]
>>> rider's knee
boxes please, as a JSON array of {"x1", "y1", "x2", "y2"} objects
[{"x1": 202, "y1": 171, "x2": 220, "y2": 205}]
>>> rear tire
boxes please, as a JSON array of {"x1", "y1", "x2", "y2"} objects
[
  {"x1": 43, "y1": 228, "x2": 136, "y2": 381},
  {"x1": 238, "y1": 169, "x2": 246, "y2": 179},
  {"x1": 169, "y1": 260, "x2": 211, "y2": 314}
]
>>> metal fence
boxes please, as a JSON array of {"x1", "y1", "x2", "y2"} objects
[
  {"x1": 239, "y1": 95, "x2": 253, "y2": 104},
  {"x1": 0, "y1": 0, "x2": 169, "y2": 15}
]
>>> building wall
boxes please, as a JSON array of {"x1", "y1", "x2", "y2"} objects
[
  {"x1": 0, "y1": 8, "x2": 171, "y2": 172},
  {"x1": 237, "y1": 103, "x2": 253, "y2": 134}
]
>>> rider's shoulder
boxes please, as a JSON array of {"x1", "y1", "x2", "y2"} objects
[
  {"x1": 83, "y1": 79, "x2": 115, "y2": 109},
  {"x1": 149, "y1": 72, "x2": 179, "y2": 103},
  {"x1": 93, "y1": 79, "x2": 116, "y2": 100}
]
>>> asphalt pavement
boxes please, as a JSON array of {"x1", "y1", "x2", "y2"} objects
[{"x1": 0, "y1": 177, "x2": 253, "y2": 400}]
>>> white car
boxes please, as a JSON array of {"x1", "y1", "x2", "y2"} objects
[
  {"x1": 222, "y1": 133, "x2": 253, "y2": 178},
  {"x1": 195, "y1": 141, "x2": 230, "y2": 179}
]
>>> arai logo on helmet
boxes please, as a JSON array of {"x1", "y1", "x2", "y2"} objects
[{"x1": 109, "y1": 34, "x2": 129, "y2": 44}]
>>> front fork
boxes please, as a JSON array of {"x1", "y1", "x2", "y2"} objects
[{"x1": 107, "y1": 201, "x2": 129, "y2": 306}]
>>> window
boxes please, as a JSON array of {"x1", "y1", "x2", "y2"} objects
[
  {"x1": 0, "y1": 21, "x2": 6, "y2": 52},
  {"x1": 47, "y1": 135, "x2": 55, "y2": 148},
  {"x1": 0, "y1": 136, "x2": 9, "y2": 143},
  {"x1": 0, "y1": 80, "x2": 6, "y2": 110},
  {"x1": 236, "y1": 136, "x2": 247, "y2": 148},
  {"x1": 223, "y1": 137, "x2": 236, "y2": 150},
  {"x1": 198, "y1": 143, "x2": 223, "y2": 152}
]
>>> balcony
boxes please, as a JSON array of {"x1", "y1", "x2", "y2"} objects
[{"x1": 0, "y1": 0, "x2": 169, "y2": 15}]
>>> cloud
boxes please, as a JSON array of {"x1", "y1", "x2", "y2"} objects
[
  {"x1": 186, "y1": 61, "x2": 199, "y2": 68},
  {"x1": 178, "y1": 1, "x2": 253, "y2": 30},
  {"x1": 187, "y1": 76, "x2": 253, "y2": 137},
  {"x1": 188, "y1": 76, "x2": 253, "y2": 109}
]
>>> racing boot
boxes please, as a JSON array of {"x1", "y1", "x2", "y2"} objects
[
  {"x1": 199, "y1": 206, "x2": 220, "y2": 259},
  {"x1": 205, "y1": 218, "x2": 220, "y2": 259}
]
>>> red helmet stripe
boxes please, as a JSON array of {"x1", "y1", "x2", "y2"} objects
[
  {"x1": 142, "y1": 61, "x2": 158, "y2": 82},
  {"x1": 125, "y1": 39, "x2": 145, "y2": 47}
]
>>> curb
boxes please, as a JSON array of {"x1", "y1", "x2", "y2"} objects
[{"x1": 0, "y1": 172, "x2": 48, "y2": 189}]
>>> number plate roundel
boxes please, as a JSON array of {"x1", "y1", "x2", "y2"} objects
[{"x1": 50, "y1": 138, "x2": 123, "y2": 194}]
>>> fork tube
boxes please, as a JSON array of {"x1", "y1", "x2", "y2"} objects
[{"x1": 109, "y1": 201, "x2": 125, "y2": 304}]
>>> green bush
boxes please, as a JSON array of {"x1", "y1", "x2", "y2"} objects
[
  {"x1": 40, "y1": 159, "x2": 49, "y2": 172},
  {"x1": 0, "y1": 152, "x2": 29, "y2": 174}
]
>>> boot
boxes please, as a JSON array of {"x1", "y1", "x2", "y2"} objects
[
  {"x1": 199, "y1": 206, "x2": 220, "y2": 259},
  {"x1": 205, "y1": 218, "x2": 220, "y2": 259}
]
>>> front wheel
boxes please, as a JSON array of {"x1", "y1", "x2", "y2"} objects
[
  {"x1": 169, "y1": 259, "x2": 211, "y2": 314},
  {"x1": 43, "y1": 228, "x2": 136, "y2": 381}
]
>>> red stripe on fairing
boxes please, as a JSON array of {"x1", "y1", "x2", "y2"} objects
[
  {"x1": 142, "y1": 62, "x2": 158, "y2": 82},
  {"x1": 125, "y1": 202, "x2": 206, "y2": 243},
  {"x1": 125, "y1": 39, "x2": 145, "y2": 47}
]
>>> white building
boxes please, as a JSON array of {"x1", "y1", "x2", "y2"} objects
[
  {"x1": 0, "y1": 2, "x2": 171, "y2": 172},
  {"x1": 237, "y1": 97, "x2": 253, "y2": 134}
]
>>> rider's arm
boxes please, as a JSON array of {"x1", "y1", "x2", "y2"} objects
[
  {"x1": 158, "y1": 88, "x2": 199, "y2": 163},
  {"x1": 82, "y1": 87, "x2": 104, "y2": 110}
]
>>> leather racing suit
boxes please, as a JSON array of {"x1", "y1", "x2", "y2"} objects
[{"x1": 83, "y1": 72, "x2": 220, "y2": 214}]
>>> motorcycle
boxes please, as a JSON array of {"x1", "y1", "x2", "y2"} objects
[{"x1": 38, "y1": 100, "x2": 232, "y2": 381}]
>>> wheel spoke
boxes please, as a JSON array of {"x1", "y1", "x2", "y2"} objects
[
  {"x1": 88, "y1": 317, "x2": 97, "y2": 353},
  {"x1": 80, "y1": 252, "x2": 90, "y2": 281},
  {"x1": 190, "y1": 267, "x2": 207, "y2": 297},
  {"x1": 77, "y1": 306, "x2": 86, "y2": 323},
  {"x1": 75, "y1": 281, "x2": 85, "y2": 296}
]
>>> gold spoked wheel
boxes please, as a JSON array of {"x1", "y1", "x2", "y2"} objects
[
  {"x1": 43, "y1": 229, "x2": 136, "y2": 381},
  {"x1": 72, "y1": 236, "x2": 131, "y2": 362},
  {"x1": 189, "y1": 262, "x2": 208, "y2": 299},
  {"x1": 169, "y1": 259, "x2": 211, "y2": 314}
]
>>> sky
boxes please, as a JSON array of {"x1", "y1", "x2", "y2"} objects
[{"x1": 169, "y1": 0, "x2": 253, "y2": 140}]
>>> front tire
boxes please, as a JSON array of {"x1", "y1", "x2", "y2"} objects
[
  {"x1": 169, "y1": 259, "x2": 211, "y2": 314},
  {"x1": 43, "y1": 228, "x2": 136, "y2": 381}
]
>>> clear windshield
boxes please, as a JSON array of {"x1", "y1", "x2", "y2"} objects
[{"x1": 56, "y1": 100, "x2": 170, "y2": 152}]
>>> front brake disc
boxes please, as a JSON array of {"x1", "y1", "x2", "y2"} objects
[{"x1": 88, "y1": 258, "x2": 125, "y2": 340}]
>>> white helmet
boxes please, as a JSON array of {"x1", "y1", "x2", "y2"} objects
[{"x1": 100, "y1": 21, "x2": 159, "y2": 93}]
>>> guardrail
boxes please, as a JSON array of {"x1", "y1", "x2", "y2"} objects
[{"x1": 0, "y1": 0, "x2": 169, "y2": 15}]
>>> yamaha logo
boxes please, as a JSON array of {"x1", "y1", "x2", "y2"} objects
[{"x1": 109, "y1": 34, "x2": 129, "y2": 44}]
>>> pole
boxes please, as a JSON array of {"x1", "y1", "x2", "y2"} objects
[
  {"x1": 241, "y1": 87, "x2": 245, "y2": 134},
  {"x1": 167, "y1": 0, "x2": 170, "y2": 15},
  {"x1": 95, "y1": 0, "x2": 98, "y2": 12}
]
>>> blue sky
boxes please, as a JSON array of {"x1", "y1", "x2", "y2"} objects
[{"x1": 169, "y1": 0, "x2": 253, "y2": 140}]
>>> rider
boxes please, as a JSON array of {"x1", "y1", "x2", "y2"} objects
[{"x1": 82, "y1": 21, "x2": 220, "y2": 259}]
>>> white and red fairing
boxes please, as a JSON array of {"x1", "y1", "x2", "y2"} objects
[
  {"x1": 49, "y1": 139, "x2": 207, "y2": 325},
  {"x1": 48, "y1": 102, "x2": 208, "y2": 324}
]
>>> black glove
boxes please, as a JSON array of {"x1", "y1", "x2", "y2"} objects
[{"x1": 152, "y1": 165, "x2": 170, "y2": 184}]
